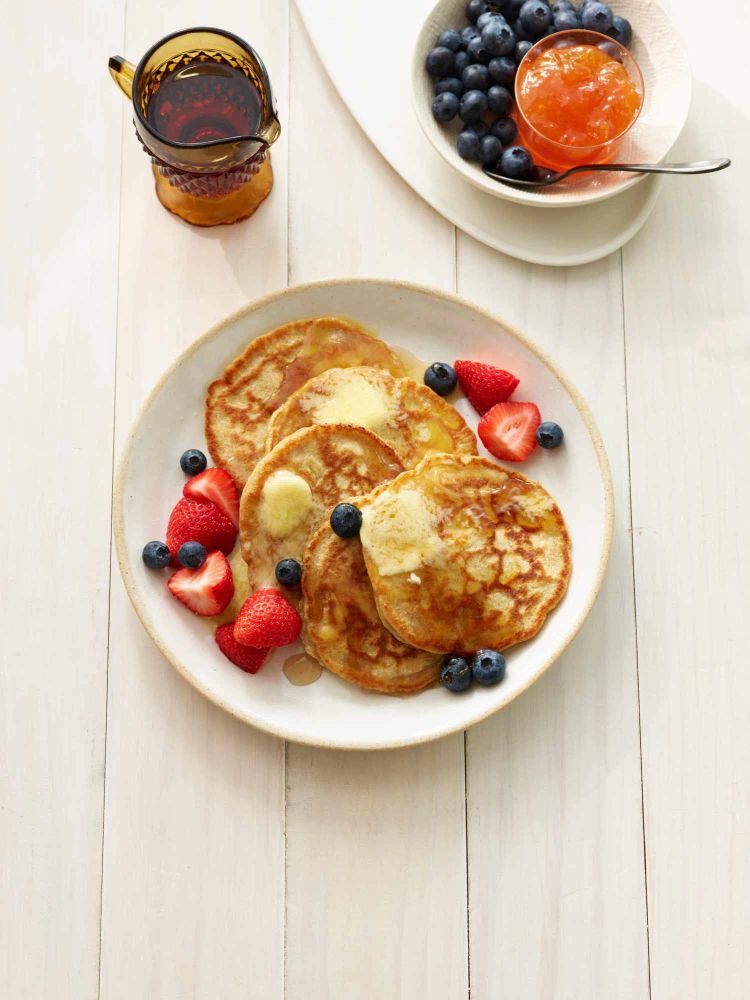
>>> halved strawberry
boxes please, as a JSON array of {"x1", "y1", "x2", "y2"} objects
[
  {"x1": 215, "y1": 623, "x2": 270, "y2": 674},
  {"x1": 167, "y1": 551, "x2": 234, "y2": 616},
  {"x1": 166, "y1": 497, "x2": 236, "y2": 563},
  {"x1": 454, "y1": 360, "x2": 520, "y2": 415},
  {"x1": 478, "y1": 401, "x2": 541, "y2": 462},
  {"x1": 234, "y1": 589, "x2": 301, "y2": 648},
  {"x1": 184, "y1": 468, "x2": 239, "y2": 529}
]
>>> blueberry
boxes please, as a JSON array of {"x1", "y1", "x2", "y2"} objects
[
  {"x1": 488, "y1": 55, "x2": 517, "y2": 84},
  {"x1": 553, "y1": 9, "x2": 580, "y2": 29},
  {"x1": 581, "y1": 2, "x2": 613, "y2": 33},
  {"x1": 426, "y1": 46, "x2": 454, "y2": 77},
  {"x1": 470, "y1": 120, "x2": 490, "y2": 137},
  {"x1": 454, "y1": 49, "x2": 472, "y2": 75},
  {"x1": 180, "y1": 449, "x2": 207, "y2": 475},
  {"x1": 482, "y1": 18, "x2": 516, "y2": 55},
  {"x1": 330, "y1": 503, "x2": 363, "y2": 539},
  {"x1": 424, "y1": 362, "x2": 458, "y2": 396},
  {"x1": 142, "y1": 540, "x2": 171, "y2": 569},
  {"x1": 519, "y1": 0, "x2": 552, "y2": 36},
  {"x1": 515, "y1": 39, "x2": 533, "y2": 63},
  {"x1": 432, "y1": 91, "x2": 460, "y2": 122},
  {"x1": 275, "y1": 557, "x2": 303, "y2": 587},
  {"x1": 462, "y1": 63, "x2": 490, "y2": 91},
  {"x1": 466, "y1": 0, "x2": 488, "y2": 23},
  {"x1": 461, "y1": 25, "x2": 481, "y2": 46},
  {"x1": 513, "y1": 17, "x2": 534, "y2": 41},
  {"x1": 436, "y1": 76, "x2": 463, "y2": 97},
  {"x1": 459, "y1": 89, "x2": 488, "y2": 122},
  {"x1": 598, "y1": 40, "x2": 621, "y2": 59},
  {"x1": 608, "y1": 14, "x2": 632, "y2": 46},
  {"x1": 457, "y1": 129, "x2": 482, "y2": 161},
  {"x1": 499, "y1": 145, "x2": 534, "y2": 178},
  {"x1": 536, "y1": 421, "x2": 564, "y2": 448},
  {"x1": 472, "y1": 649, "x2": 507, "y2": 685},
  {"x1": 467, "y1": 34, "x2": 491, "y2": 63},
  {"x1": 480, "y1": 134, "x2": 503, "y2": 166},
  {"x1": 437, "y1": 29, "x2": 463, "y2": 52},
  {"x1": 488, "y1": 84, "x2": 514, "y2": 116},
  {"x1": 178, "y1": 540, "x2": 207, "y2": 569},
  {"x1": 489, "y1": 116, "x2": 518, "y2": 145},
  {"x1": 551, "y1": 0, "x2": 575, "y2": 11},
  {"x1": 507, "y1": 0, "x2": 525, "y2": 18},
  {"x1": 440, "y1": 656, "x2": 473, "y2": 692},
  {"x1": 476, "y1": 10, "x2": 499, "y2": 29}
]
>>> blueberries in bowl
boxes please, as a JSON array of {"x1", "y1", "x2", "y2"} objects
[
  {"x1": 462, "y1": 62, "x2": 490, "y2": 91},
  {"x1": 608, "y1": 14, "x2": 632, "y2": 46},
  {"x1": 457, "y1": 128, "x2": 482, "y2": 161},
  {"x1": 425, "y1": 46, "x2": 454, "y2": 76},
  {"x1": 487, "y1": 84, "x2": 513, "y2": 116},
  {"x1": 459, "y1": 89, "x2": 489, "y2": 122},
  {"x1": 453, "y1": 49, "x2": 472, "y2": 75},
  {"x1": 554, "y1": 9, "x2": 580, "y2": 29},
  {"x1": 435, "y1": 76, "x2": 463, "y2": 97},
  {"x1": 482, "y1": 18, "x2": 516, "y2": 56},
  {"x1": 480, "y1": 134, "x2": 504, "y2": 166},
  {"x1": 499, "y1": 145, "x2": 534, "y2": 179},
  {"x1": 514, "y1": 39, "x2": 533, "y2": 63},
  {"x1": 466, "y1": 0, "x2": 488, "y2": 23},
  {"x1": 581, "y1": 1, "x2": 613, "y2": 32},
  {"x1": 519, "y1": 0, "x2": 552, "y2": 37},
  {"x1": 489, "y1": 116, "x2": 518, "y2": 146},
  {"x1": 488, "y1": 55, "x2": 516, "y2": 84},
  {"x1": 437, "y1": 28, "x2": 464, "y2": 51},
  {"x1": 432, "y1": 91, "x2": 460, "y2": 122}
]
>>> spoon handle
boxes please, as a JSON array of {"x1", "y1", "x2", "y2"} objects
[{"x1": 565, "y1": 158, "x2": 731, "y2": 178}]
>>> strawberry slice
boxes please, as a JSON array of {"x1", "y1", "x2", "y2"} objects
[
  {"x1": 215, "y1": 623, "x2": 270, "y2": 674},
  {"x1": 454, "y1": 360, "x2": 520, "y2": 415},
  {"x1": 233, "y1": 589, "x2": 301, "y2": 648},
  {"x1": 166, "y1": 497, "x2": 236, "y2": 563},
  {"x1": 167, "y1": 551, "x2": 234, "y2": 616},
  {"x1": 184, "y1": 468, "x2": 240, "y2": 529},
  {"x1": 478, "y1": 401, "x2": 541, "y2": 462}
]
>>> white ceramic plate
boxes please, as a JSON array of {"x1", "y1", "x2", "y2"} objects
[
  {"x1": 115, "y1": 279, "x2": 613, "y2": 749},
  {"x1": 413, "y1": 0, "x2": 692, "y2": 207},
  {"x1": 295, "y1": 0, "x2": 664, "y2": 266}
]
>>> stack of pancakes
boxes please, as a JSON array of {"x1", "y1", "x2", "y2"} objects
[{"x1": 206, "y1": 316, "x2": 571, "y2": 695}]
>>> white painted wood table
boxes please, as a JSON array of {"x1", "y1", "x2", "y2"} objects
[{"x1": 2, "y1": 1, "x2": 748, "y2": 997}]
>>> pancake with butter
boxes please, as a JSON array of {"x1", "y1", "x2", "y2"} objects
[
  {"x1": 266, "y1": 366, "x2": 477, "y2": 467},
  {"x1": 240, "y1": 424, "x2": 403, "y2": 593},
  {"x1": 206, "y1": 317, "x2": 404, "y2": 487},
  {"x1": 302, "y1": 520, "x2": 442, "y2": 694},
  {"x1": 359, "y1": 454, "x2": 571, "y2": 653}
]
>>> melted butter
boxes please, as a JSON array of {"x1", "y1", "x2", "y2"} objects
[
  {"x1": 259, "y1": 470, "x2": 312, "y2": 538},
  {"x1": 283, "y1": 653, "x2": 322, "y2": 686},
  {"x1": 315, "y1": 378, "x2": 394, "y2": 433},
  {"x1": 360, "y1": 488, "x2": 442, "y2": 576}
]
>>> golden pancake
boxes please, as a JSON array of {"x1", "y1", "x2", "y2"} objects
[
  {"x1": 239, "y1": 424, "x2": 403, "y2": 594},
  {"x1": 302, "y1": 519, "x2": 442, "y2": 694},
  {"x1": 359, "y1": 454, "x2": 571, "y2": 653},
  {"x1": 205, "y1": 316, "x2": 404, "y2": 487},
  {"x1": 266, "y1": 366, "x2": 477, "y2": 467}
]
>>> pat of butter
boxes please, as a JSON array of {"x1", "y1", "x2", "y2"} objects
[
  {"x1": 360, "y1": 488, "x2": 442, "y2": 576},
  {"x1": 314, "y1": 380, "x2": 394, "y2": 434},
  {"x1": 259, "y1": 470, "x2": 313, "y2": 538}
]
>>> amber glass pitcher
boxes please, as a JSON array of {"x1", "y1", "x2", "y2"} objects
[{"x1": 109, "y1": 27, "x2": 281, "y2": 226}]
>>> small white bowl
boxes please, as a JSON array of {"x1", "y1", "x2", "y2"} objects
[{"x1": 412, "y1": 0, "x2": 692, "y2": 208}]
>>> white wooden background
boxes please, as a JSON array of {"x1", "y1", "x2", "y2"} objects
[{"x1": 2, "y1": 0, "x2": 748, "y2": 997}]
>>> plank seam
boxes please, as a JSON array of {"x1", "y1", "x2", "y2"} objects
[{"x1": 620, "y1": 246, "x2": 653, "y2": 1000}]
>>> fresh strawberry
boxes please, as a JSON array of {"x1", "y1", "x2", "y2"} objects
[
  {"x1": 184, "y1": 468, "x2": 239, "y2": 529},
  {"x1": 233, "y1": 589, "x2": 302, "y2": 648},
  {"x1": 167, "y1": 551, "x2": 234, "y2": 616},
  {"x1": 454, "y1": 360, "x2": 520, "y2": 415},
  {"x1": 215, "y1": 623, "x2": 270, "y2": 674},
  {"x1": 166, "y1": 497, "x2": 236, "y2": 563},
  {"x1": 478, "y1": 401, "x2": 541, "y2": 462}
]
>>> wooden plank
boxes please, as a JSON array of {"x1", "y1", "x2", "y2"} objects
[
  {"x1": 457, "y1": 246, "x2": 650, "y2": 999},
  {"x1": 98, "y1": 4, "x2": 288, "y2": 998},
  {"x1": 283, "y1": 11, "x2": 469, "y2": 999},
  {"x1": 623, "y1": 74, "x2": 750, "y2": 999},
  {"x1": 0, "y1": 4, "x2": 123, "y2": 997}
]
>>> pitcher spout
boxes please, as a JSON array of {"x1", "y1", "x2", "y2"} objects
[{"x1": 108, "y1": 56, "x2": 136, "y2": 99}]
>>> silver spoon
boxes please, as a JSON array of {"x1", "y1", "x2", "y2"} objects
[{"x1": 483, "y1": 157, "x2": 731, "y2": 189}]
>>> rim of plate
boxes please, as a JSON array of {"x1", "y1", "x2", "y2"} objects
[
  {"x1": 114, "y1": 278, "x2": 615, "y2": 750},
  {"x1": 412, "y1": 0, "x2": 692, "y2": 209}
]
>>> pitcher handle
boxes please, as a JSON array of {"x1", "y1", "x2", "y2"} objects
[{"x1": 109, "y1": 56, "x2": 136, "y2": 99}]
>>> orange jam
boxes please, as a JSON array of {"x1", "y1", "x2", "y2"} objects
[{"x1": 517, "y1": 43, "x2": 642, "y2": 161}]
